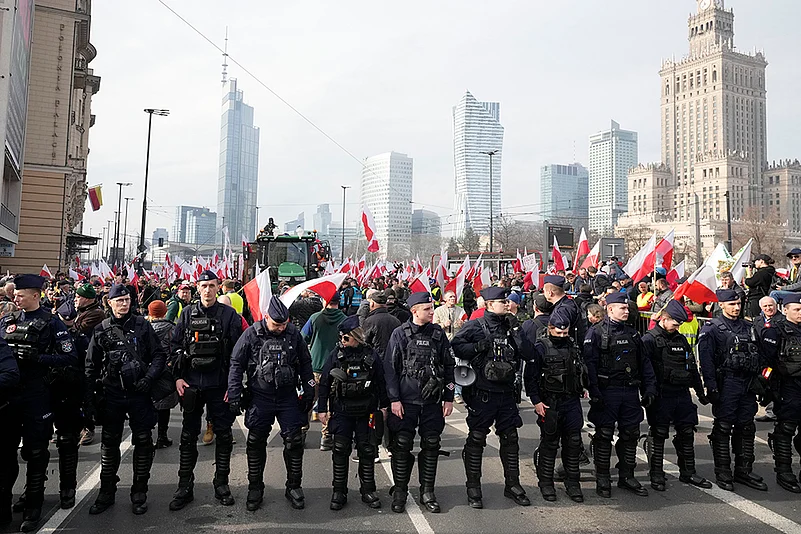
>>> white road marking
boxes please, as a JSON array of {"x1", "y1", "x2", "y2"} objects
[{"x1": 376, "y1": 447, "x2": 435, "y2": 534}]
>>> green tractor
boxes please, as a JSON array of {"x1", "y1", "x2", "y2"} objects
[{"x1": 243, "y1": 225, "x2": 332, "y2": 290}]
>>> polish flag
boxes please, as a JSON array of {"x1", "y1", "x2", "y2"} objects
[
  {"x1": 243, "y1": 268, "x2": 273, "y2": 322},
  {"x1": 513, "y1": 249, "x2": 523, "y2": 273},
  {"x1": 467, "y1": 253, "x2": 483, "y2": 280},
  {"x1": 673, "y1": 257, "x2": 718, "y2": 304},
  {"x1": 445, "y1": 255, "x2": 469, "y2": 301},
  {"x1": 579, "y1": 240, "x2": 601, "y2": 270},
  {"x1": 574, "y1": 228, "x2": 590, "y2": 267},
  {"x1": 655, "y1": 229, "x2": 675, "y2": 271},
  {"x1": 551, "y1": 236, "x2": 566, "y2": 272},
  {"x1": 665, "y1": 260, "x2": 686, "y2": 290},
  {"x1": 279, "y1": 273, "x2": 347, "y2": 308},
  {"x1": 357, "y1": 255, "x2": 366, "y2": 273},
  {"x1": 69, "y1": 268, "x2": 85, "y2": 281},
  {"x1": 435, "y1": 252, "x2": 449, "y2": 290},
  {"x1": 730, "y1": 238, "x2": 754, "y2": 286},
  {"x1": 474, "y1": 262, "x2": 492, "y2": 294},
  {"x1": 623, "y1": 232, "x2": 657, "y2": 282},
  {"x1": 409, "y1": 271, "x2": 432, "y2": 294},
  {"x1": 361, "y1": 206, "x2": 380, "y2": 253}
]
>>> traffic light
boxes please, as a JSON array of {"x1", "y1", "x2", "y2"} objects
[{"x1": 158, "y1": 237, "x2": 164, "y2": 247}]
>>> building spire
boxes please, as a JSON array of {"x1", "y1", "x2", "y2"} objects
[{"x1": 221, "y1": 26, "x2": 229, "y2": 85}]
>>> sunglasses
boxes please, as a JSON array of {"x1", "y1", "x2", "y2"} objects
[
  {"x1": 792, "y1": 255, "x2": 801, "y2": 259},
  {"x1": 340, "y1": 334, "x2": 350, "y2": 342}
]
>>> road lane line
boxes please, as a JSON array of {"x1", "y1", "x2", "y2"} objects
[{"x1": 376, "y1": 447, "x2": 435, "y2": 534}]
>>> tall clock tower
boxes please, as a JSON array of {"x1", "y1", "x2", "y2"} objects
[{"x1": 689, "y1": 0, "x2": 734, "y2": 57}]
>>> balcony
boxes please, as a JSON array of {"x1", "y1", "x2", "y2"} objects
[{"x1": 0, "y1": 204, "x2": 18, "y2": 233}]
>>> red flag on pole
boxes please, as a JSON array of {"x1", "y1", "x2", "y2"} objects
[{"x1": 361, "y1": 206, "x2": 380, "y2": 253}]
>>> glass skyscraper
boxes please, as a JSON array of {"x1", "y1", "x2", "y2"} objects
[
  {"x1": 540, "y1": 163, "x2": 589, "y2": 228},
  {"x1": 588, "y1": 120, "x2": 638, "y2": 234},
  {"x1": 217, "y1": 78, "x2": 260, "y2": 243}
]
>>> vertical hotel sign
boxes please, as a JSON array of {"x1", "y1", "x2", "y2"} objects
[{"x1": 5, "y1": 0, "x2": 34, "y2": 174}]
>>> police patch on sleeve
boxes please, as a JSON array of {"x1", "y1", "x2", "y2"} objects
[
  {"x1": 308, "y1": 379, "x2": 316, "y2": 388},
  {"x1": 61, "y1": 341, "x2": 73, "y2": 353},
  {"x1": 446, "y1": 382, "x2": 455, "y2": 391}
]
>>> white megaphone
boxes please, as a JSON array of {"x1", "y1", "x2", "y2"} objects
[{"x1": 454, "y1": 358, "x2": 476, "y2": 387}]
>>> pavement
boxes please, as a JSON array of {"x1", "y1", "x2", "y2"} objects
[{"x1": 6, "y1": 400, "x2": 801, "y2": 534}]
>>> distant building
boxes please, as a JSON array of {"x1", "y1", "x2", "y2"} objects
[
  {"x1": 540, "y1": 163, "x2": 589, "y2": 228},
  {"x1": 313, "y1": 204, "x2": 332, "y2": 237},
  {"x1": 284, "y1": 212, "x2": 305, "y2": 234},
  {"x1": 412, "y1": 209, "x2": 441, "y2": 236},
  {"x1": 588, "y1": 120, "x2": 638, "y2": 233},
  {"x1": 329, "y1": 224, "x2": 357, "y2": 260},
  {"x1": 174, "y1": 206, "x2": 216, "y2": 245},
  {"x1": 361, "y1": 151, "x2": 413, "y2": 256},
  {"x1": 152, "y1": 228, "x2": 169, "y2": 246}
]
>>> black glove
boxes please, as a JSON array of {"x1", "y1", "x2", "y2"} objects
[
  {"x1": 474, "y1": 339, "x2": 491, "y2": 356},
  {"x1": 15, "y1": 345, "x2": 40, "y2": 362},
  {"x1": 641, "y1": 393, "x2": 655, "y2": 408},
  {"x1": 506, "y1": 315, "x2": 520, "y2": 329},
  {"x1": 706, "y1": 389, "x2": 720, "y2": 405},
  {"x1": 229, "y1": 400, "x2": 241, "y2": 415},
  {"x1": 299, "y1": 394, "x2": 314, "y2": 415},
  {"x1": 695, "y1": 388, "x2": 710, "y2": 406},
  {"x1": 134, "y1": 376, "x2": 152, "y2": 393},
  {"x1": 589, "y1": 396, "x2": 605, "y2": 410}
]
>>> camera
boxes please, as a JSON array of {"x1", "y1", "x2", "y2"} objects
[{"x1": 741, "y1": 262, "x2": 755, "y2": 268}]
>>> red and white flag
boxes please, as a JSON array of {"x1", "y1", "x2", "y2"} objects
[
  {"x1": 665, "y1": 259, "x2": 685, "y2": 290},
  {"x1": 361, "y1": 206, "x2": 380, "y2": 253},
  {"x1": 243, "y1": 268, "x2": 273, "y2": 322},
  {"x1": 435, "y1": 252, "x2": 449, "y2": 290},
  {"x1": 655, "y1": 228, "x2": 675, "y2": 271},
  {"x1": 69, "y1": 268, "x2": 85, "y2": 281},
  {"x1": 357, "y1": 255, "x2": 367, "y2": 273},
  {"x1": 623, "y1": 232, "x2": 657, "y2": 282},
  {"x1": 279, "y1": 273, "x2": 347, "y2": 308},
  {"x1": 409, "y1": 271, "x2": 432, "y2": 294},
  {"x1": 445, "y1": 255, "x2": 469, "y2": 302},
  {"x1": 579, "y1": 240, "x2": 601, "y2": 270},
  {"x1": 551, "y1": 236, "x2": 567, "y2": 272},
  {"x1": 473, "y1": 262, "x2": 492, "y2": 294},
  {"x1": 673, "y1": 257, "x2": 718, "y2": 304},
  {"x1": 40, "y1": 264, "x2": 53, "y2": 279},
  {"x1": 574, "y1": 228, "x2": 590, "y2": 266},
  {"x1": 513, "y1": 249, "x2": 523, "y2": 274}
]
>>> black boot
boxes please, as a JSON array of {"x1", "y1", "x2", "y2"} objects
[
  {"x1": 648, "y1": 426, "x2": 669, "y2": 492},
  {"x1": 246, "y1": 432, "x2": 267, "y2": 512},
  {"x1": 20, "y1": 447, "x2": 48, "y2": 532},
  {"x1": 771, "y1": 422, "x2": 801, "y2": 493},
  {"x1": 57, "y1": 433, "x2": 79, "y2": 509},
  {"x1": 90, "y1": 432, "x2": 121, "y2": 514},
  {"x1": 562, "y1": 433, "x2": 584, "y2": 503},
  {"x1": 390, "y1": 431, "x2": 415, "y2": 513},
  {"x1": 499, "y1": 428, "x2": 530, "y2": 506},
  {"x1": 169, "y1": 431, "x2": 198, "y2": 511},
  {"x1": 615, "y1": 426, "x2": 648, "y2": 496},
  {"x1": 214, "y1": 429, "x2": 235, "y2": 506},
  {"x1": 156, "y1": 409, "x2": 173, "y2": 448},
  {"x1": 674, "y1": 425, "x2": 712, "y2": 488},
  {"x1": 283, "y1": 431, "x2": 306, "y2": 509},
  {"x1": 463, "y1": 430, "x2": 485, "y2": 508},
  {"x1": 593, "y1": 427, "x2": 614, "y2": 498},
  {"x1": 733, "y1": 422, "x2": 768, "y2": 491},
  {"x1": 331, "y1": 436, "x2": 351, "y2": 511},
  {"x1": 418, "y1": 435, "x2": 442, "y2": 513},
  {"x1": 709, "y1": 420, "x2": 734, "y2": 491},
  {"x1": 356, "y1": 441, "x2": 381, "y2": 509},
  {"x1": 131, "y1": 431, "x2": 154, "y2": 515},
  {"x1": 536, "y1": 437, "x2": 559, "y2": 502}
]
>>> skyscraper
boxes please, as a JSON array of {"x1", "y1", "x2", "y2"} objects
[
  {"x1": 152, "y1": 228, "x2": 169, "y2": 246},
  {"x1": 453, "y1": 90, "x2": 504, "y2": 238},
  {"x1": 217, "y1": 78, "x2": 260, "y2": 243},
  {"x1": 174, "y1": 205, "x2": 216, "y2": 245},
  {"x1": 540, "y1": 163, "x2": 589, "y2": 229},
  {"x1": 588, "y1": 120, "x2": 638, "y2": 234},
  {"x1": 412, "y1": 209, "x2": 441, "y2": 236},
  {"x1": 284, "y1": 212, "x2": 305, "y2": 233},
  {"x1": 360, "y1": 151, "x2": 413, "y2": 257},
  {"x1": 313, "y1": 204, "x2": 332, "y2": 237}
]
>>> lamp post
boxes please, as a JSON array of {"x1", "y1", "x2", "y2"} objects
[
  {"x1": 480, "y1": 150, "x2": 499, "y2": 257},
  {"x1": 137, "y1": 108, "x2": 170, "y2": 270},
  {"x1": 112, "y1": 182, "x2": 132, "y2": 265},
  {"x1": 341, "y1": 185, "x2": 350, "y2": 262},
  {"x1": 123, "y1": 197, "x2": 134, "y2": 262},
  {"x1": 105, "y1": 219, "x2": 113, "y2": 260}
]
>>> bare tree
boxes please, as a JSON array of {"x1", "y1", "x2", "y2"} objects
[
  {"x1": 734, "y1": 207, "x2": 787, "y2": 259},
  {"x1": 617, "y1": 225, "x2": 654, "y2": 257},
  {"x1": 457, "y1": 228, "x2": 482, "y2": 253},
  {"x1": 492, "y1": 216, "x2": 545, "y2": 253}
]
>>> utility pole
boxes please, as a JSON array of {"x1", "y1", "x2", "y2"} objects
[
  {"x1": 694, "y1": 193, "x2": 702, "y2": 269},
  {"x1": 138, "y1": 108, "x2": 170, "y2": 270},
  {"x1": 724, "y1": 191, "x2": 733, "y2": 253},
  {"x1": 341, "y1": 185, "x2": 350, "y2": 262},
  {"x1": 123, "y1": 197, "x2": 134, "y2": 262},
  {"x1": 112, "y1": 182, "x2": 132, "y2": 265},
  {"x1": 480, "y1": 150, "x2": 499, "y2": 259}
]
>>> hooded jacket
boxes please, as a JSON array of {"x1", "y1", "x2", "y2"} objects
[{"x1": 303, "y1": 307, "x2": 347, "y2": 372}]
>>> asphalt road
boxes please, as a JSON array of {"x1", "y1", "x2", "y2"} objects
[{"x1": 6, "y1": 400, "x2": 801, "y2": 534}]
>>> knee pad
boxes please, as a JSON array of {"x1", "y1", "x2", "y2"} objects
[
  {"x1": 776, "y1": 421, "x2": 799, "y2": 437},
  {"x1": 420, "y1": 434, "x2": 441, "y2": 452},
  {"x1": 649, "y1": 425, "x2": 670, "y2": 440},
  {"x1": 283, "y1": 430, "x2": 304, "y2": 450},
  {"x1": 466, "y1": 430, "x2": 487, "y2": 449},
  {"x1": 392, "y1": 431, "x2": 415, "y2": 454},
  {"x1": 26, "y1": 447, "x2": 49, "y2": 464},
  {"x1": 595, "y1": 426, "x2": 615, "y2": 443},
  {"x1": 739, "y1": 421, "x2": 756, "y2": 436},
  {"x1": 498, "y1": 427, "x2": 519, "y2": 447},
  {"x1": 563, "y1": 433, "x2": 582, "y2": 450},
  {"x1": 675, "y1": 425, "x2": 696, "y2": 438},
  {"x1": 57, "y1": 433, "x2": 80, "y2": 450},
  {"x1": 216, "y1": 428, "x2": 234, "y2": 446},
  {"x1": 356, "y1": 441, "x2": 376, "y2": 459},
  {"x1": 332, "y1": 437, "x2": 352, "y2": 456},
  {"x1": 179, "y1": 430, "x2": 196, "y2": 445},
  {"x1": 247, "y1": 431, "x2": 267, "y2": 449},
  {"x1": 618, "y1": 426, "x2": 639, "y2": 443},
  {"x1": 711, "y1": 420, "x2": 732, "y2": 437},
  {"x1": 133, "y1": 431, "x2": 153, "y2": 448},
  {"x1": 101, "y1": 428, "x2": 123, "y2": 447}
]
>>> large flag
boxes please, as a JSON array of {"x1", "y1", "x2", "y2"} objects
[
  {"x1": 409, "y1": 271, "x2": 432, "y2": 294},
  {"x1": 474, "y1": 261, "x2": 492, "y2": 294},
  {"x1": 445, "y1": 255, "x2": 469, "y2": 302},
  {"x1": 579, "y1": 240, "x2": 601, "y2": 270},
  {"x1": 435, "y1": 252, "x2": 449, "y2": 290},
  {"x1": 40, "y1": 264, "x2": 53, "y2": 279},
  {"x1": 623, "y1": 232, "x2": 657, "y2": 282},
  {"x1": 551, "y1": 236, "x2": 566, "y2": 272},
  {"x1": 673, "y1": 257, "x2": 718, "y2": 304},
  {"x1": 243, "y1": 268, "x2": 273, "y2": 322},
  {"x1": 513, "y1": 249, "x2": 523, "y2": 274},
  {"x1": 730, "y1": 238, "x2": 754, "y2": 286},
  {"x1": 69, "y1": 268, "x2": 85, "y2": 281},
  {"x1": 361, "y1": 206, "x2": 380, "y2": 253},
  {"x1": 88, "y1": 185, "x2": 103, "y2": 211},
  {"x1": 574, "y1": 228, "x2": 590, "y2": 266},
  {"x1": 280, "y1": 273, "x2": 347, "y2": 308},
  {"x1": 665, "y1": 260, "x2": 685, "y2": 290},
  {"x1": 656, "y1": 229, "x2": 675, "y2": 271}
]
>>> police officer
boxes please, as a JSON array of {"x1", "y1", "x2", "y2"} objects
[
  {"x1": 699, "y1": 288, "x2": 768, "y2": 491},
  {"x1": 542, "y1": 275, "x2": 582, "y2": 345},
  {"x1": 452, "y1": 286, "x2": 532, "y2": 508},
  {"x1": 384, "y1": 292, "x2": 455, "y2": 514},
  {"x1": 169, "y1": 270, "x2": 243, "y2": 510},
  {"x1": 0, "y1": 274, "x2": 78, "y2": 531},
  {"x1": 73, "y1": 283, "x2": 108, "y2": 447},
  {"x1": 521, "y1": 293, "x2": 553, "y2": 343},
  {"x1": 759, "y1": 293, "x2": 801, "y2": 493},
  {"x1": 526, "y1": 308, "x2": 587, "y2": 503},
  {"x1": 642, "y1": 300, "x2": 712, "y2": 492},
  {"x1": 228, "y1": 295, "x2": 315, "y2": 511},
  {"x1": 0, "y1": 337, "x2": 18, "y2": 527},
  {"x1": 85, "y1": 284, "x2": 167, "y2": 515},
  {"x1": 317, "y1": 315, "x2": 386, "y2": 510},
  {"x1": 584, "y1": 291, "x2": 657, "y2": 498}
]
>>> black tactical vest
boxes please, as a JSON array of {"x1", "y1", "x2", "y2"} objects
[
  {"x1": 185, "y1": 305, "x2": 224, "y2": 372},
  {"x1": 332, "y1": 346, "x2": 376, "y2": 415},
  {"x1": 402, "y1": 324, "x2": 444, "y2": 401},
  {"x1": 477, "y1": 318, "x2": 518, "y2": 384},
  {"x1": 599, "y1": 326, "x2": 640, "y2": 387},
  {"x1": 651, "y1": 330, "x2": 693, "y2": 387},
  {"x1": 4, "y1": 311, "x2": 50, "y2": 361},
  {"x1": 253, "y1": 323, "x2": 296, "y2": 389},
  {"x1": 778, "y1": 324, "x2": 801, "y2": 378},
  {"x1": 538, "y1": 334, "x2": 585, "y2": 395},
  {"x1": 711, "y1": 319, "x2": 761, "y2": 373},
  {"x1": 99, "y1": 318, "x2": 146, "y2": 391}
]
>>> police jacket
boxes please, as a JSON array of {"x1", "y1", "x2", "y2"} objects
[
  {"x1": 0, "y1": 340, "x2": 19, "y2": 404},
  {"x1": 85, "y1": 312, "x2": 166, "y2": 392},
  {"x1": 0, "y1": 307, "x2": 78, "y2": 384},
  {"x1": 583, "y1": 318, "x2": 656, "y2": 398},
  {"x1": 228, "y1": 320, "x2": 314, "y2": 403},
  {"x1": 363, "y1": 307, "x2": 401, "y2": 358},
  {"x1": 698, "y1": 314, "x2": 762, "y2": 391},
  {"x1": 171, "y1": 301, "x2": 242, "y2": 390},
  {"x1": 317, "y1": 343, "x2": 387, "y2": 416},
  {"x1": 384, "y1": 320, "x2": 455, "y2": 406},
  {"x1": 760, "y1": 318, "x2": 801, "y2": 379},
  {"x1": 526, "y1": 334, "x2": 586, "y2": 405},
  {"x1": 451, "y1": 311, "x2": 534, "y2": 394},
  {"x1": 753, "y1": 312, "x2": 784, "y2": 340},
  {"x1": 388, "y1": 302, "x2": 412, "y2": 324},
  {"x1": 642, "y1": 325, "x2": 702, "y2": 394},
  {"x1": 522, "y1": 314, "x2": 550, "y2": 345},
  {"x1": 552, "y1": 295, "x2": 584, "y2": 345}
]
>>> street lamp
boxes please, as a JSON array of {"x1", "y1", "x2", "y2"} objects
[
  {"x1": 123, "y1": 197, "x2": 134, "y2": 262},
  {"x1": 137, "y1": 108, "x2": 170, "y2": 270},
  {"x1": 112, "y1": 182, "x2": 132, "y2": 265},
  {"x1": 480, "y1": 150, "x2": 499, "y2": 256},
  {"x1": 341, "y1": 185, "x2": 351, "y2": 262}
]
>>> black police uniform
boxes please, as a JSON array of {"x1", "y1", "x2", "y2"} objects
[
  {"x1": 584, "y1": 316, "x2": 657, "y2": 497},
  {"x1": 169, "y1": 297, "x2": 243, "y2": 510},
  {"x1": 642, "y1": 324, "x2": 711, "y2": 491},
  {"x1": 0, "y1": 338, "x2": 19, "y2": 526},
  {"x1": 760, "y1": 314, "x2": 801, "y2": 493},
  {"x1": 522, "y1": 312, "x2": 550, "y2": 343},
  {"x1": 451, "y1": 309, "x2": 533, "y2": 508},
  {"x1": 526, "y1": 328, "x2": 587, "y2": 502},
  {"x1": 85, "y1": 302, "x2": 167, "y2": 515},
  {"x1": 227, "y1": 307, "x2": 315, "y2": 511},
  {"x1": 317, "y1": 340, "x2": 387, "y2": 510},
  {"x1": 0, "y1": 296, "x2": 78, "y2": 531},
  {"x1": 383, "y1": 314, "x2": 455, "y2": 513},
  {"x1": 698, "y1": 305, "x2": 768, "y2": 491}
]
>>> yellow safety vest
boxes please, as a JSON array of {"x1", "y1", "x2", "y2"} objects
[
  {"x1": 679, "y1": 317, "x2": 699, "y2": 348},
  {"x1": 636, "y1": 292, "x2": 654, "y2": 310},
  {"x1": 227, "y1": 291, "x2": 244, "y2": 315}
]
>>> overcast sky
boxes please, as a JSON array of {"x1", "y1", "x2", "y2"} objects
[{"x1": 81, "y1": 0, "x2": 801, "y2": 248}]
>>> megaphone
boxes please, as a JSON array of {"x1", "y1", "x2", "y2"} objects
[{"x1": 454, "y1": 358, "x2": 476, "y2": 387}]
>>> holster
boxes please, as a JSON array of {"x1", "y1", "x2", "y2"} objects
[{"x1": 182, "y1": 385, "x2": 199, "y2": 413}]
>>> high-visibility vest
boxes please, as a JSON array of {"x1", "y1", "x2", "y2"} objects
[
  {"x1": 227, "y1": 291, "x2": 244, "y2": 315},
  {"x1": 636, "y1": 292, "x2": 654, "y2": 311},
  {"x1": 679, "y1": 317, "x2": 699, "y2": 348}
]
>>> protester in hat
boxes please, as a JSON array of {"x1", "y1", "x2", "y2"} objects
[
  {"x1": 452, "y1": 286, "x2": 533, "y2": 508},
  {"x1": 166, "y1": 283, "x2": 192, "y2": 323},
  {"x1": 759, "y1": 292, "x2": 801, "y2": 493},
  {"x1": 383, "y1": 292, "x2": 455, "y2": 514},
  {"x1": 770, "y1": 248, "x2": 801, "y2": 304},
  {"x1": 0, "y1": 274, "x2": 78, "y2": 530},
  {"x1": 543, "y1": 275, "x2": 582, "y2": 345},
  {"x1": 145, "y1": 300, "x2": 179, "y2": 451},
  {"x1": 317, "y1": 315, "x2": 387, "y2": 511},
  {"x1": 386, "y1": 288, "x2": 412, "y2": 323},
  {"x1": 168, "y1": 270, "x2": 244, "y2": 511},
  {"x1": 709, "y1": 272, "x2": 746, "y2": 319},
  {"x1": 228, "y1": 295, "x2": 315, "y2": 512},
  {"x1": 698, "y1": 288, "x2": 768, "y2": 492},
  {"x1": 584, "y1": 291, "x2": 657, "y2": 499},
  {"x1": 84, "y1": 284, "x2": 166, "y2": 516},
  {"x1": 522, "y1": 293, "x2": 554, "y2": 343},
  {"x1": 744, "y1": 254, "x2": 776, "y2": 318},
  {"x1": 641, "y1": 300, "x2": 712, "y2": 493},
  {"x1": 302, "y1": 291, "x2": 347, "y2": 450},
  {"x1": 289, "y1": 289, "x2": 323, "y2": 330}
]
